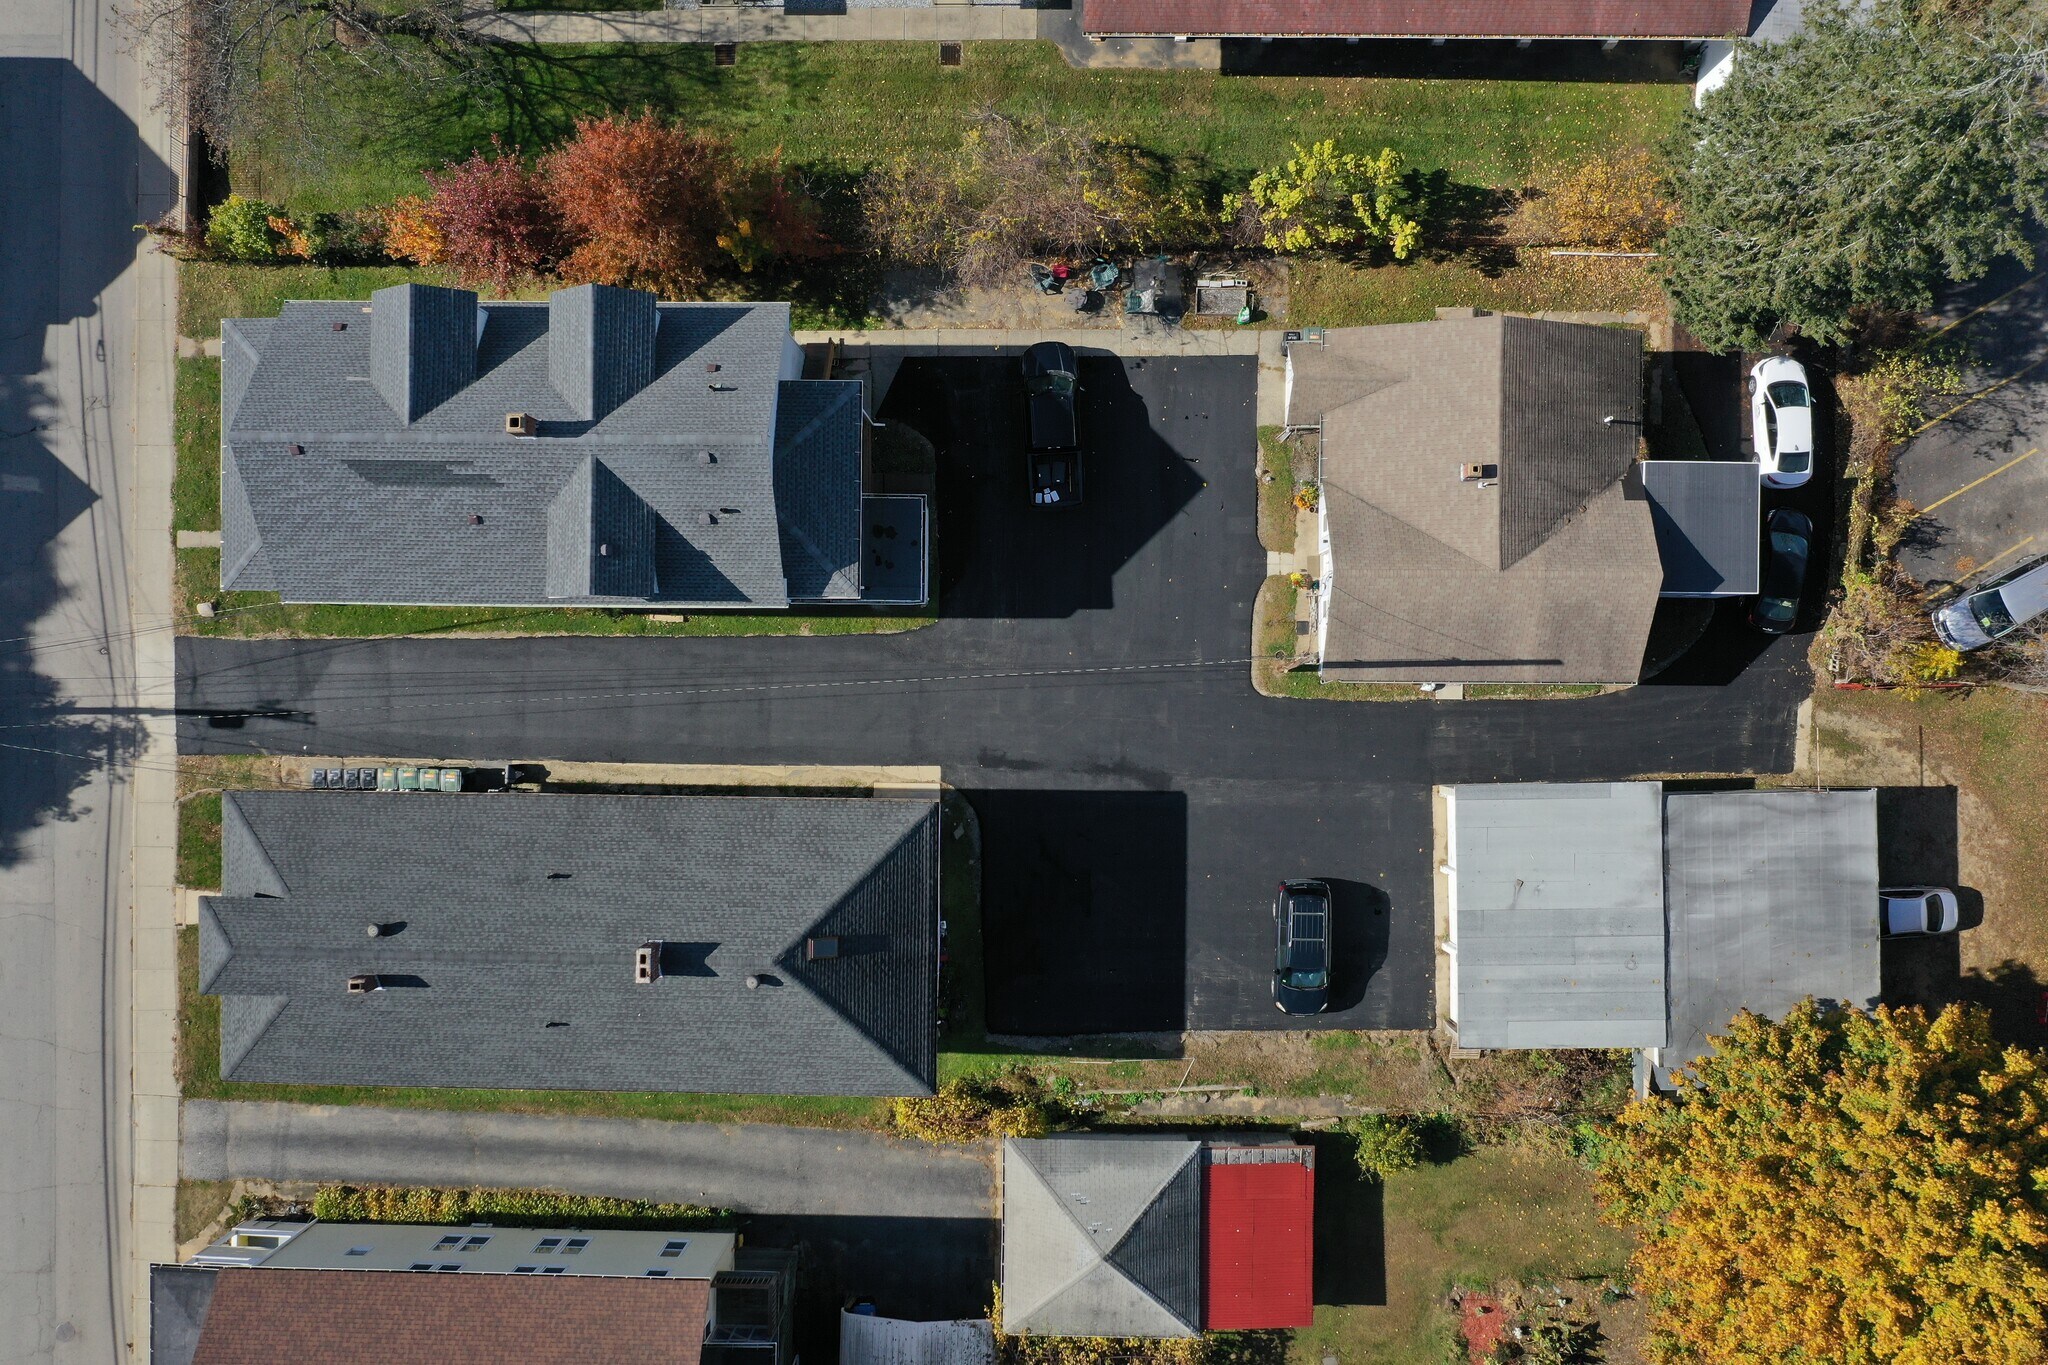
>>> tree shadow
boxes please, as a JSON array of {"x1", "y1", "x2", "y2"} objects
[{"x1": 1405, "y1": 168, "x2": 1521, "y2": 275}]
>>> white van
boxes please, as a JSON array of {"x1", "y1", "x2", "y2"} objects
[{"x1": 1932, "y1": 558, "x2": 2048, "y2": 650}]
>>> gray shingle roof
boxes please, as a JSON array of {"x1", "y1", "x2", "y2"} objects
[
  {"x1": 1642, "y1": 460, "x2": 1762, "y2": 596},
  {"x1": 1448, "y1": 782, "x2": 1669, "y2": 1050},
  {"x1": 1002, "y1": 1137, "x2": 1201, "y2": 1339},
  {"x1": 219, "y1": 285, "x2": 862, "y2": 607},
  {"x1": 1293, "y1": 316, "x2": 1660, "y2": 684},
  {"x1": 1659, "y1": 789, "x2": 1881, "y2": 1087},
  {"x1": 199, "y1": 792, "x2": 939, "y2": 1096}
]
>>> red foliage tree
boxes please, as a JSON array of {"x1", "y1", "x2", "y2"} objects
[
  {"x1": 719, "y1": 151, "x2": 830, "y2": 275},
  {"x1": 542, "y1": 113, "x2": 741, "y2": 295},
  {"x1": 421, "y1": 139, "x2": 564, "y2": 293}
]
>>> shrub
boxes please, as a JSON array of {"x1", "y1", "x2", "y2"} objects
[
  {"x1": 1342, "y1": 1114, "x2": 1422, "y2": 1179},
  {"x1": 381, "y1": 195, "x2": 444, "y2": 265},
  {"x1": 1225, "y1": 141, "x2": 1421, "y2": 259},
  {"x1": 892, "y1": 1072, "x2": 1056, "y2": 1143},
  {"x1": 205, "y1": 194, "x2": 284, "y2": 261},
  {"x1": 1545, "y1": 149, "x2": 1677, "y2": 251},
  {"x1": 543, "y1": 112, "x2": 745, "y2": 295},
  {"x1": 422, "y1": 139, "x2": 565, "y2": 292},
  {"x1": 311, "y1": 1185, "x2": 725, "y2": 1229}
]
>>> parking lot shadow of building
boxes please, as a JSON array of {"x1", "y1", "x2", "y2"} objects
[
  {"x1": 1323, "y1": 878, "x2": 1392, "y2": 1015},
  {"x1": 876, "y1": 355, "x2": 1207, "y2": 619},
  {"x1": 970, "y1": 788, "x2": 1188, "y2": 1035},
  {"x1": 1309, "y1": 1131, "x2": 1386, "y2": 1308},
  {"x1": 739, "y1": 1212, "x2": 996, "y2": 1363}
]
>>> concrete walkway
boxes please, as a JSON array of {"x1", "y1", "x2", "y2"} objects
[{"x1": 181, "y1": 1101, "x2": 994, "y2": 1219}]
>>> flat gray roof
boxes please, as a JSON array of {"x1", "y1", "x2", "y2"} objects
[
  {"x1": 1659, "y1": 789, "x2": 1881, "y2": 1087},
  {"x1": 1448, "y1": 782, "x2": 1668, "y2": 1049},
  {"x1": 1642, "y1": 460, "x2": 1761, "y2": 597}
]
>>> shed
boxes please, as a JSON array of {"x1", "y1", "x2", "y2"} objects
[
  {"x1": 1203, "y1": 1146, "x2": 1314, "y2": 1331},
  {"x1": 1655, "y1": 789, "x2": 1882, "y2": 1088},
  {"x1": 839, "y1": 1313, "x2": 993, "y2": 1365},
  {"x1": 1641, "y1": 460, "x2": 1761, "y2": 597},
  {"x1": 1444, "y1": 782, "x2": 1669, "y2": 1050}
]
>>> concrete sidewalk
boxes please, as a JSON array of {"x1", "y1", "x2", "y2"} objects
[{"x1": 181, "y1": 1101, "x2": 994, "y2": 1219}]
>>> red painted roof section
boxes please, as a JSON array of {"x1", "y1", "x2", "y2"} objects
[
  {"x1": 1082, "y1": 1, "x2": 1753, "y2": 39},
  {"x1": 1202, "y1": 1160, "x2": 1315, "y2": 1330}
]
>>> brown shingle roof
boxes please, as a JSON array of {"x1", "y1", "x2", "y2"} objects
[
  {"x1": 1294, "y1": 316, "x2": 1659, "y2": 684},
  {"x1": 1082, "y1": 0, "x2": 1753, "y2": 38},
  {"x1": 192, "y1": 1268, "x2": 709, "y2": 1364}
]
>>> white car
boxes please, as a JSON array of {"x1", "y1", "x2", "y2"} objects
[
  {"x1": 1880, "y1": 886, "x2": 1960, "y2": 937},
  {"x1": 1749, "y1": 355, "x2": 1816, "y2": 488}
]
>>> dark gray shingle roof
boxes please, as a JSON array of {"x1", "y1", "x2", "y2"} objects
[
  {"x1": 220, "y1": 285, "x2": 862, "y2": 607},
  {"x1": 1658, "y1": 789, "x2": 1881, "y2": 1088},
  {"x1": 1002, "y1": 1137, "x2": 1201, "y2": 1339},
  {"x1": 1641, "y1": 459, "x2": 1762, "y2": 596},
  {"x1": 199, "y1": 792, "x2": 939, "y2": 1096}
]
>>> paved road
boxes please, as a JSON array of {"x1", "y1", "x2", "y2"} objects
[
  {"x1": 180, "y1": 1100, "x2": 992, "y2": 1219},
  {"x1": 182, "y1": 1100, "x2": 999, "y2": 1333},
  {"x1": 1895, "y1": 261, "x2": 2048, "y2": 596},
  {"x1": 177, "y1": 356, "x2": 1809, "y2": 1035},
  {"x1": 1, "y1": 14, "x2": 177, "y2": 1360}
]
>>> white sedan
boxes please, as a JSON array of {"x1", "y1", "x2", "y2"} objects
[
  {"x1": 1749, "y1": 355, "x2": 1816, "y2": 488},
  {"x1": 1880, "y1": 886, "x2": 1960, "y2": 937}
]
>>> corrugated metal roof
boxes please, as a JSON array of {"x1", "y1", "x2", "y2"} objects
[
  {"x1": 1450, "y1": 782, "x2": 1668, "y2": 1049},
  {"x1": 839, "y1": 1314, "x2": 993, "y2": 1365},
  {"x1": 1642, "y1": 460, "x2": 1762, "y2": 596},
  {"x1": 1659, "y1": 789, "x2": 1881, "y2": 1087},
  {"x1": 1202, "y1": 1155, "x2": 1314, "y2": 1330},
  {"x1": 1081, "y1": 0, "x2": 1753, "y2": 38}
]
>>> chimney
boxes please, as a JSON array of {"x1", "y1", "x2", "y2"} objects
[
  {"x1": 346, "y1": 974, "x2": 383, "y2": 995},
  {"x1": 1460, "y1": 462, "x2": 1495, "y2": 483},
  {"x1": 635, "y1": 941, "x2": 663, "y2": 985},
  {"x1": 506, "y1": 412, "x2": 538, "y2": 437},
  {"x1": 805, "y1": 936, "x2": 841, "y2": 961}
]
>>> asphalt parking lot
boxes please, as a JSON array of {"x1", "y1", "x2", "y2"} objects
[
  {"x1": 177, "y1": 354, "x2": 1810, "y2": 1038},
  {"x1": 1894, "y1": 263, "x2": 2048, "y2": 596}
]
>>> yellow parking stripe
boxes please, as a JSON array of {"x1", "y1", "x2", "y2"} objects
[
  {"x1": 1918, "y1": 447, "x2": 2039, "y2": 515},
  {"x1": 1928, "y1": 272, "x2": 2044, "y2": 341},
  {"x1": 1930, "y1": 536, "x2": 2036, "y2": 603},
  {"x1": 1910, "y1": 357, "x2": 2048, "y2": 436}
]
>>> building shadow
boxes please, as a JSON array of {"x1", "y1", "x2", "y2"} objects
[
  {"x1": 1871, "y1": 785, "x2": 2025, "y2": 1036},
  {"x1": 878, "y1": 355, "x2": 1207, "y2": 618},
  {"x1": 1308, "y1": 1131, "x2": 1385, "y2": 1307},
  {"x1": 969, "y1": 788, "x2": 1188, "y2": 1035},
  {"x1": 1218, "y1": 38, "x2": 1696, "y2": 82},
  {"x1": 0, "y1": 59, "x2": 171, "y2": 868},
  {"x1": 738, "y1": 1213, "x2": 996, "y2": 1364}
]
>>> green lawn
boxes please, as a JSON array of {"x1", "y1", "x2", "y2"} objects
[
  {"x1": 174, "y1": 547, "x2": 933, "y2": 639},
  {"x1": 178, "y1": 792, "x2": 224, "y2": 889},
  {"x1": 1296, "y1": 1137, "x2": 1636, "y2": 1365},
  {"x1": 233, "y1": 42, "x2": 1686, "y2": 217},
  {"x1": 179, "y1": 263, "x2": 454, "y2": 341},
  {"x1": 1258, "y1": 426, "x2": 1300, "y2": 555},
  {"x1": 174, "y1": 358, "x2": 222, "y2": 531}
]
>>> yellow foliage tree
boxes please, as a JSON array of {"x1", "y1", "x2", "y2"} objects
[
  {"x1": 1546, "y1": 149, "x2": 1678, "y2": 252},
  {"x1": 1225, "y1": 140, "x2": 1420, "y2": 259},
  {"x1": 1596, "y1": 1000, "x2": 2048, "y2": 1364},
  {"x1": 380, "y1": 195, "x2": 445, "y2": 265}
]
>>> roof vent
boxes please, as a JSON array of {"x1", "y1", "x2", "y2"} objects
[
  {"x1": 506, "y1": 412, "x2": 538, "y2": 437},
  {"x1": 598, "y1": 543, "x2": 612, "y2": 557},
  {"x1": 468, "y1": 513, "x2": 484, "y2": 526},
  {"x1": 1460, "y1": 462, "x2": 1496, "y2": 483},
  {"x1": 705, "y1": 362, "x2": 721, "y2": 374},
  {"x1": 698, "y1": 511, "x2": 716, "y2": 527},
  {"x1": 347, "y1": 974, "x2": 383, "y2": 995},
  {"x1": 744, "y1": 974, "x2": 761, "y2": 991},
  {"x1": 287, "y1": 443, "x2": 305, "y2": 457},
  {"x1": 635, "y1": 942, "x2": 663, "y2": 985},
  {"x1": 698, "y1": 451, "x2": 716, "y2": 465},
  {"x1": 366, "y1": 924, "x2": 384, "y2": 939},
  {"x1": 331, "y1": 321, "x2": 348, "y2": 332},
  {"x1": 708, "y1": 382, "x2": 735, "y2": 393},
  {"x1": 805, "y1": 936, "x2": 841, "y2": 961}
]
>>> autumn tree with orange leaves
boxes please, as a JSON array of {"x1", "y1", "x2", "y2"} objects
[
  {"x1": 1595, "y1": 1000, "x2": 2048, "y2": 1364},
  {"x1": 543, "y1": 113, "x2": 742, "y2": 295}
]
